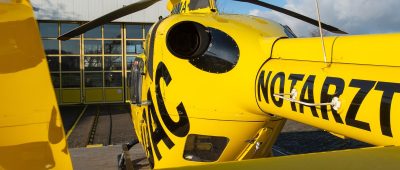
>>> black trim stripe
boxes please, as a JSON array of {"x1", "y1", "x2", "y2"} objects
[{"x1": 147, "y1": 19, "x2": 164, "y2": 81}]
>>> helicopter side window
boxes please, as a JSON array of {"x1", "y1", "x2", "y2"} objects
[
  {"x1": 188, "y1": 0, "x2": 210, "y2": 10},
  {"x1": 129, "y1": 58, "x2": 144, "y2": 104}
]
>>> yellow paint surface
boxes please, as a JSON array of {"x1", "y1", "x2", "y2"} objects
[{"x1": 0, "y1": 1, "x2": 72, "y2": 169}]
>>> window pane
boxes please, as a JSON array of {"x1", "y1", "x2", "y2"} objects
[
  {"x1": 126, "y1": 41, "x2": 143, "y2": 54},
  {"x1": 84, "y1": 56, "x2": 102, "y2": 71},
  {"x1": 84, "y1": 26, "x2": 101, "y2": 38},
  {"x1": 85, "y1": 73, "x2": 103, "y2": 87},
  {"x1": 61, "y1": 56, "x2": 80, "y2": 71},
  {"x1": 51, "y1": 73, "x2": 60, "y2": 88},
  {"x1": 105, "y1": 56, "x2": 122, "y2": 71},
  {"x1": 43, "y1": 40, "x2": 59, "y2": 54},
  {"x1": 144, "y1": 24, "x2": 152, "y2": 37},
  {"x1": 183, "y1": 134, "x2": 228, "y2": 162},
  {"x1": 105, "y1": 72, "x2": 122, "y2": 87},
  {"x1": 126, "y1": 56, "x2": 136, "y2": 70},
  {"x1": 61, "y1": 40, "x2": 80, "y2": 54},
  {"x1": 104, "y1": 24, "x2": 121, "y2": 38},
  {"x1": 126, "y1": 24, "x2": 143, "y2": 39},
  {"x1": 104, "y1": 40, "x2": 121, "y2": 54},
  {"x1": 188, "y1": 0, "x2": 210, "y2": 10},
  {"x1": 84, "y1": 40, "x2": 102, "y2": 54},
  {"x1": 47, "y1": 57, "x2": 59, "y2": 71},
  {"x1": 61, "y1": 23, "x2": 80, "y2": 37},
  {"x1": 62, "y1": 73, "x2": 81, "y2": 88},
  {"x1": 39, "y1": 22, "x2": 58, "y2": 38}
]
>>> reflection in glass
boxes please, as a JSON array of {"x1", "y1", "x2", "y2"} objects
[
  {"x1": 85, "y1": 73, "x2": 103, "y2": 87},
  {"x1": 39, "y1": 22, "x2": 58, "y2": 37},
  {"x1": 84, "y1": 56, "x2": 102, "y2": 71},
  {"x1": 47, "y1": 57, "x2": 59, "y2": 71},
  {"x1": 126, "y1": 56, "x2": 136, "y2": 70},
  {"x1": 105, "y1": 56, "x2": 122, "y2": 71},
  {"x1": 61, "y1": 40, "x2": 80, "y2": 54},
  {"x1": 51, "y1": 73, "x2": 60, "y2": 88},
  {"x1": 105, "y1": 72, "x2": 122, "y2": 87},
  {"x1": 126, "y1": 41, "x2": 143, "y2": 54},
  {"x1": 183, "y1": 134, "x2": 228, "y2": 162},
  {"x1": 126, "y1": 24, "x2": 143, "y2": 39},
  {"x1": 144, "y1": 24, "x2": 152, "y2": 36},
  {"x1": 84, "y1": 26, "x2": 101, "y2": 38},
  {"x1": 61, "y1": 23, "x2": 80, "y2": 36},
  {"x1": 188, "y1": 0, "x2": 210, "y2": 10},
  {"x1": 62, "y1": 73, "x2": 81, "y2": 88},
  {"x1": 61, "y1": 56, "x2": 80, "y2": 71},
  {"x1": 127, "y1": 72, "x2": 131, "y2": 87},
  {"x1": 43, "y1": 40, "x2": 59, "y2": 54},
  {"x1": 104, "y1": 40, "x2": 121, "y2": 54},
  {"x1": 104, "y1": 24, "x2": 121, "y2": 38},
  {"x1": 84, "y1": 40, "x2": 102, "y2": 54}
]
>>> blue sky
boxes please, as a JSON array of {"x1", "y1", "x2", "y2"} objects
[
  {"x1": 217, "y1": 0, "x2": 286, "y2": 14},
  {"x1": 217, "y1": 0, "x2": 400, "y2": 36}
]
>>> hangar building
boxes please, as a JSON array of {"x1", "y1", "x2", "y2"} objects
[{"x1": 31, "y1": 0, "x2": 169, "y2": 104}]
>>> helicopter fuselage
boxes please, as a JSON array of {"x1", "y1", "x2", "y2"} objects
[
  {"x1": 130, "y1": 13, "x2": 288, "y2": 168},
  {"x1": 130, "y1": 11, "x2": 400, "y2": 169}
]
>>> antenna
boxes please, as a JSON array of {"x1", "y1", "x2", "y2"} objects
[{"x1": 315, "y1": 0, "x2": 327, "y2": 63}]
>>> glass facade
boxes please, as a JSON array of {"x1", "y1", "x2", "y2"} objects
[{"x1": 39, "y1": 21, "x2": 152, "y2": 104}]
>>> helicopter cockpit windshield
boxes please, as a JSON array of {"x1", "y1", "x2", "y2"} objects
[{"x1": 189, "y1": 0, "x2": 211, "y2": 10}]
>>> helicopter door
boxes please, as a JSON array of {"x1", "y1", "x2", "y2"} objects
[{"x1": 129, "y1": 57, "x2": 144, "y2": 104}]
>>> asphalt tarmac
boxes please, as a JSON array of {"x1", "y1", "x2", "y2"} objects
[
  {"x1": 59, "y1": 104, "x2": 136, "y2": 148},
  {"x1": 273, "y1": 120, "x2": 371, "y2": 156}
]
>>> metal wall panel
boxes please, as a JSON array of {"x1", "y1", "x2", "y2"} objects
[{"x1": 31, "y1": 0, "x2": 169, "y2": 23}]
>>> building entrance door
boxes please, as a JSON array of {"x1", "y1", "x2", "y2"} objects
[
  {"x1": 83, "y1": 55, "x2": 124, "y2": 103},
  {"x1": 83, "y1": 24, "x2": 124, "y2": 103}
]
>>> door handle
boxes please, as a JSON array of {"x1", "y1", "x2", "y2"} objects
[
  {"x1": 132, "y1": 100, "x2": 152, "y2": 106},
  {"x1": 273, "y1": 89, "x2": 341, "y2": 111}
]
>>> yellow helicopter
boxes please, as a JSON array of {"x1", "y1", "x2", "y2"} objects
[{"x1": 2, "y1": 0, "x2": 400, "y2": 169}]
